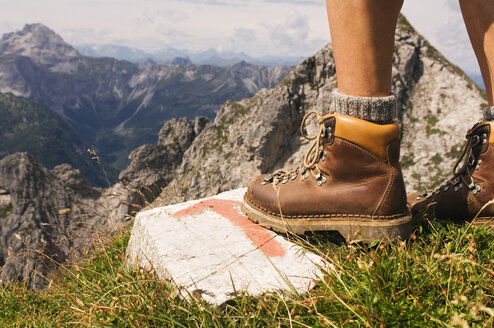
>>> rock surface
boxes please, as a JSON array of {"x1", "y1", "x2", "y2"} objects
[
  {"x1": 0, "y1": 153, "x2": 106, "y2": 289},
  {"x1": 126, "y1": 188, "x2": 326, "y2": 305}
]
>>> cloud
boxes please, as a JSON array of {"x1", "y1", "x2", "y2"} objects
[
  {"x1": 165, "y1": 0, "x2": 323, "y2": 7},
  {"x1": 260, "y1": 11, "x2": 320, "y2": 53},
  {"x1": 444, "y1": 0, "x2": 461, "y2": 13},
  {"x1": 136, "y1": 8, "x2": 188, "y2": 25},
  {"x1": 172, "y1": 0, "x2": 249, "y2": 6},
  {"x1": 263, "y1": 0, "x2": 323, "y2": 6},
  {"x1": 233, "y1": 28, "x2": 257, "y2": 43},
  {"x1": 63, "y1": 27, "x2": 115, "y2": 46}
]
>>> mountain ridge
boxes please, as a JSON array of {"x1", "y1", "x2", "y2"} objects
[{"x1": 75, "y1": 43, "x2": 304, "y2": 67}]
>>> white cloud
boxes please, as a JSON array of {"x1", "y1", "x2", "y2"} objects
[
  {"x1": 233, "y1": 28, "x2": 257, "y2": 43},
  {"x1": 444, "y1": 0, "x2": 461, "y2": 13},
  {"x1": 258, "y1": 11, "x2": 325, "y2": 55},
  {"x1": 263, "y1": 0, "x2": 323, "y2": 6}
]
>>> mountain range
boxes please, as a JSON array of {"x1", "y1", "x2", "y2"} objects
[
  {"x1": 75, "y1": 44, "x2": 304, "y2": 67},
  {"x1": 0, "y1": 23, "x2": 291, "y2": 184}
]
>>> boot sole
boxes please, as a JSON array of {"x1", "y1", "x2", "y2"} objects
[{"x1": 241, "y1": 197, "x2": 413, "y2": 243}]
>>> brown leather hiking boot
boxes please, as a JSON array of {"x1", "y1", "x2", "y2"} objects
[
  {"x1": 411, "y1": 121, "x2": 494, "y2": 227},
  {"x1": 241, "y1": 111, "x2": 412, "y2": 243}
]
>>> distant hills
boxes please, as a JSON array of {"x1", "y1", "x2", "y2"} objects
[
  {"x1": 75, "y1": 44, "x2": 304, "y2": 67},
  {"x1": 0, "y1": 23, "x2": 291, "y2": 185},
  {"x1": 0, "y1": 93, "x2": 111, "y2": 186}
]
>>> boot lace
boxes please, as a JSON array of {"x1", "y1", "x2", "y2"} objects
[
  {"x1": 417, "y1": 122, "x2": 487, "y2": 199},
  {"x1": 262, "y1": 110, "x2": 331, "y2": 187}
]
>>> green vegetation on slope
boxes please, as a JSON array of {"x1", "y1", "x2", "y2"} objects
[
  {"x1": 1, "y1": 216, "x2": 493, "y2": 327},
  {"x1": 0, "y1": 93, "x2": 115, "y2": 186}
]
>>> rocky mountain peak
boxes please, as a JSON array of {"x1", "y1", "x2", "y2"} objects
[{"x1": 0, "y1": 23, "x2": 80, "y2": 69}]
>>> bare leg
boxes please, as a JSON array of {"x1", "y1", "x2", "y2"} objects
[
  {"x1": 460, "y1": 0, "x2": 494, "y2": 106},
  {"x1": 326, "y1": 0, "x2": 404, "y2": 97}
]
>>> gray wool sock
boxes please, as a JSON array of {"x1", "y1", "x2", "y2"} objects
[
  {"x1": 331, "y1": 89, "x2": 397, "y2": 124},
  {"x1": 484, "y1": 106, "x2": 494, "y2": 121}
]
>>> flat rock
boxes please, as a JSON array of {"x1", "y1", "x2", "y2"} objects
[{"x1": 126, "y1": 188, "x2": 327, "y2": 304}]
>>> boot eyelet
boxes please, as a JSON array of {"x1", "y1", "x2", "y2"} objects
[
  {"x1": 468, "y1": 156, "x2": 476, "y2": 166},
  {"x1": 443, "y1": 185, "x2": 449, "y2": 191},
  {"x1": 264, "y1": 175, "x2": 273, "y2": 182},
  {"x1": 472, "y1": 185, "x2": 482, "y2": 195},
  {"x1": 320, "y1": 150, "x2": 327, "y2": 161},
  {"x1": 325, "y1": 126, "x2": 332, "y2": 136}
]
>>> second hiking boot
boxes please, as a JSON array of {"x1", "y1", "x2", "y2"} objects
[
  {"x1": 241, "y1": 111, "x2": 412, "y2": 243},
  {"x1": 411, "y1": 121, "x2": 494, "y2": 227}
]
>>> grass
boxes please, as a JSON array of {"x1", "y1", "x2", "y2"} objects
[{"x1": 1, "y1": 217, "x2": 493, "y2": 327}]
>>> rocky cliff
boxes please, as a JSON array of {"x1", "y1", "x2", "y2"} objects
[{"x1": 0, "y1": 154, "x2": 105, "y2": 289}]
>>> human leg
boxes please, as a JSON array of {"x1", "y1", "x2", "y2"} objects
[
  {"x1": 326, "y1": 0, "x2": 403, "y2": 97},
  {"x1": 460, "y1": 0, "x2": 494, "y2": 109}
]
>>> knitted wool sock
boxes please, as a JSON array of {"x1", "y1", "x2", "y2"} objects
[
  {"x1": 331, "y1": 89, "x2": 397, "y2": 124},
  {"x1": 484, "y1": 106, "x2": 494, "y2": 121}
]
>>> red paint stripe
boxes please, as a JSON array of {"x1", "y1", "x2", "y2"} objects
[{"x1": 174, "y1": 199, "x2": 286, "y2": 257}]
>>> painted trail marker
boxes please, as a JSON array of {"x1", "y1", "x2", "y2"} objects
[{"x1": 126, "y1": 188, "x2": 328, "y2": 304}]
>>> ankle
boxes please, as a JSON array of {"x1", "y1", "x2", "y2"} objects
[
  {"x1": 331, "y1": 89, "x2": 397, "y2": 125},
  {"x1": 484, "y1": 106, "x2": 494, "y2": 121}
]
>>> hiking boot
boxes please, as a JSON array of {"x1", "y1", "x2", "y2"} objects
[
  {"x1": 241, "y1": 111, "x2": 412, "y2": 243},
  {"x1": 411, "y1": 121, "x2": 494, "y2": 227}
]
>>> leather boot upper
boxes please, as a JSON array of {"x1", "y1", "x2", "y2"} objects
[{"x1": 244, "y1": 112, "x2": 409, "y2": 219}]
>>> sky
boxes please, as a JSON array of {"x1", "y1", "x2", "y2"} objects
[{"x1": 0, "y1": 0, "x2": 481, "y2": 75}]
